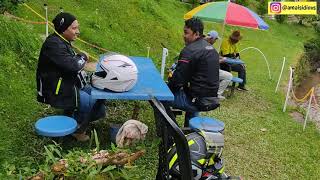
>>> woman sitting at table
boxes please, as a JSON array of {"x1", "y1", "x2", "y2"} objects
[{"x1": 220, "y1": 30, "x2": 248, "y2": 91}]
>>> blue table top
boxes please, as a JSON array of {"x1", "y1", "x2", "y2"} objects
[
  {"x1": 224, "y1": 58, "x2": 244, "y2": 65},
  {"x1": 91, "y1": 56, "x2": 174, "y2": 101}
]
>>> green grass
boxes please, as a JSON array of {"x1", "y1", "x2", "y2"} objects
[
  {"x1": 204, "y1": 19, "x2": 320, "y2": 179},
  {"x1": 0, "y1": 16, "x2": 47, "y2": 175},
  {"x1": 1, "y1": 0, "x2": 320, "y2": 179}
]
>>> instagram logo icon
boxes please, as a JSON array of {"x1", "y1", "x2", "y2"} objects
[{"x1": 270, "y1": 2, "x2": 282, "y2": 14}]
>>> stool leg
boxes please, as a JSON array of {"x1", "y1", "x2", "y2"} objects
[
  {"x1": 227, "y1": 82, "x2": 236, "y2": 97},
  {"x1": 184, "y1": 118, "x2": 189, "y2": 127},
  {"x1": 230, "y1": 82, "x2": 236, "y2": 97},
  {"x1": 184, "y1": 112, "x2": 195, "y2": 127},
  {"x1": 51, "y1": 137, "x2": 64, "y2": 145}
]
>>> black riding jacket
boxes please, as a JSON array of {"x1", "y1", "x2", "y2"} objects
[
  {"x1": 36, "y1": 33, "x2": 87, "y2": 109},
  {"x1": 168, "y1": 38, "x2": 220, "y2": 98}
]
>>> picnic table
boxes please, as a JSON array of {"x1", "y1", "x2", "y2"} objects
[
  {"x1": 91, "y1": 55, "x2": 193, "y2": 180},
  {"x1": 224, "y1": 57, "x2": 244, "y2": 65},
  {"x1": 91, "y1": 56, "x2": 174, "y2": 101}
]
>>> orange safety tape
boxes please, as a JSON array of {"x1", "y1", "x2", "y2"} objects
[
  {"x1": 291, "y1": 87, "x2": 314, "y2": 103},
  {"x1": 4, "y1": 12, "x2": 47, "y2": 24},
  {"x1": 22, "y1": 3, "x2": 109, "y2": 54}
]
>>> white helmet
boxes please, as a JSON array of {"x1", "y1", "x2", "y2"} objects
[{"x1": 91, "y1": 54, "x2": 138, "y2": 92}]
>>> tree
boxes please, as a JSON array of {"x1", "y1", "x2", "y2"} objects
[
  {"x1": 0, "y1": 0, "x2": 20, "y2": 13},
  {"x1": 256, "y1": 0, "x2": 268, "y2": 15}
]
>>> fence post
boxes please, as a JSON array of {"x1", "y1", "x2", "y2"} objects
[
  {"x1": 275, "y1": 57, "x2": 286, "y2": 92},
  {"x1": 161, "y1": 48, "x2": 168, "y2": 79},
  {"x1": 303, "y1": 91, "x2": 313, "y2": 131},
  {"x1": 44, "y1": 4, "x2": 48, "y2": 37},
  {"x1": 283, "y1": 66, "x2": 293, "y2": 112},
  {"x1": 147, "y1": 47, "x2": 151, "y2": 58}
]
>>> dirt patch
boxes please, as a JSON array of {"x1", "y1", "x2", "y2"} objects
[
  {"x1": 289, "y1": 112, "x2": 304, "y2": 124},
  {"x1": 290, "y1": 72, "x2": 320, "y2": 129},
  {"x1": 294, "y1": 73, "x2": 320, "y2": 99}
]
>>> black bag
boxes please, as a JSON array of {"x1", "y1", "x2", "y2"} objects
[{"x1": 194, "y1": 97, "x2": 220, "y2": 111}]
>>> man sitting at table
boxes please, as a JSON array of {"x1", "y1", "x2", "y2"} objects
[
  {"x1": 167, "y1": 18, "x2": 220, "y2": 127},
  {"x1": 205, "y1": 30, "x2": 233, "y2": 100},
  {"x1": 220, "y1": 30, "x2": 248, "y2": 91}
]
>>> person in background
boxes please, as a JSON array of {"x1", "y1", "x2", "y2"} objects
[
  {"x1": 167, "y1": 18, "x2": 220, "y2": 126},
  {"x1": 36, "y1": 12, "x2": 106, "y2": 142},
  {"x1": 205, "y1": 30, "x2": 233, "y2": 100},
  {"x1": 220, "y1": 30, "x2": 248, "y2": 91}
]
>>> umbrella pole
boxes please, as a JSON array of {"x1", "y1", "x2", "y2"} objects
[
  {"x1": 217, "y1": 21, "x2": 226, "y2": 53},
  {"x1": 217, "y1": 0, "x2": 230, "y2": 53}
]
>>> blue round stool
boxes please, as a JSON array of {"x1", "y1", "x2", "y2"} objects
[
  {"x1": 35, "y1": 116, "x2": 78, "y2": 137},
  {"x1": 189, "y1": 116, "x2": 225, "y2": 133}
]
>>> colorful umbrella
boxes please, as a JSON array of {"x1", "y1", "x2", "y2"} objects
[{"x1": 184, "y1": 1, "x2": 269, "y2": 30}]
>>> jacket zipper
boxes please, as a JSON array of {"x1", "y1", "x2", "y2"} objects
[
  {"x1": 38, "y1": 78, "x2": 43, "y2": 96},
  {"x1": 55, "y1": 77, "x2": 62, "y2": 95},
  {"x1": 74, "y1": 86, "x2": 78, "y2": 108}
]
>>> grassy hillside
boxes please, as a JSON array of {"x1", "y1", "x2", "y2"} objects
[
  {"x1": 0, "y1": 15, "x2": 44, "y2": 176},
  {"x1": 15, "y1": 0, "x2": 190, "y2": 66},
  {"x1": 1, "y1": 0, "x2": 319, "y2": 179}
]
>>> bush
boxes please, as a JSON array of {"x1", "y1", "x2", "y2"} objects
[
  {"x1": 0, "y1": 0, "x2": 20, "y2": 13},
  {"x1": 235, "y1": 0, "x2": 249, "y2": 6},
  {"x1": 314, "y1": 22, "x2": 320, "y2": 33},
  {"x1": 296, "y1": 15, "x2": 319, "y2": 26},
  {"x1": 256, "y1": 0, "x2": 268, "y2": 15},
  {"x1": 303, "y1": 37, "x2": 320, "y2": 71},
  {"x1": 294, "y1": 54, "x2": 311, "y2": 86},
  {"x1": 275, "y1": 15, "x2": 287, "y2": 23}
]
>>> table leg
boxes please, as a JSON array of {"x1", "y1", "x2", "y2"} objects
[{"x1": 131, "y1": 101, "x2": 140, "y2": 120}]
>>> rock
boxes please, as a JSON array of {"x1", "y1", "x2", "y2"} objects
[{"x1": 260, "y1": 128, "x2": 267, "y2": 132}]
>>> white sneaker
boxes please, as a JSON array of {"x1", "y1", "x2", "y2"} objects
[{"x1": 218, "y1": 95, "x2": 226, "y2": 100}]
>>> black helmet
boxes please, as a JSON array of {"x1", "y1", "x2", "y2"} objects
[{"x1": 167, "y1": 132, "x2": 224, "y2": 179}]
